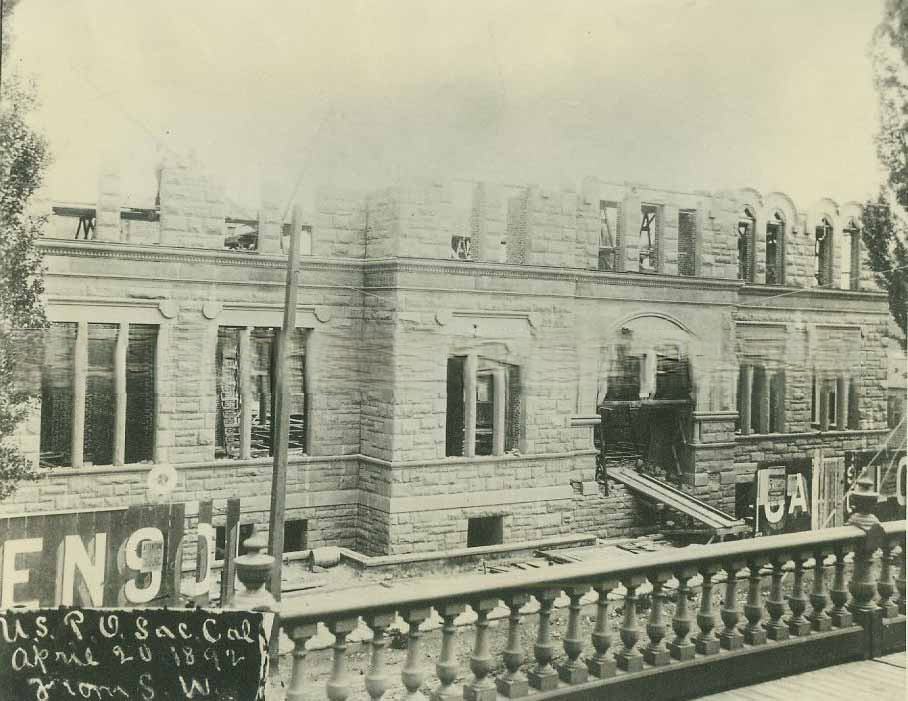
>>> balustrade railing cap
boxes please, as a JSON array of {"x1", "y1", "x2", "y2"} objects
[{"x1": 280, "y1": 521, "x2": 905, "y2": 626}]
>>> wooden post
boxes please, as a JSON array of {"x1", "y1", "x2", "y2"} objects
[
  {"x1": 220, "y1": 498, "x2": 241, "y2": 605},
  {"x1": 267, "y1": 205, "x2": 303, "y2": 598},
  {"x1": 238, "y1": 327, "x2": 253, "y2": 460}
]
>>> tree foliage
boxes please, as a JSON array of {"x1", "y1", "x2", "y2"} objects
[
  {"x1": 0, "y1": 0, "x2": 50, "y2": 499},
  {"x1": 864, "y1": 0, "x2": 908, "y2": 341}
]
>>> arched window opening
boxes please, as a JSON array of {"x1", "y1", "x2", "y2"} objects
[
  {"x1": 815, "y1": 216, "x2": 834, "y2": 287},
  {"x1": 765, "y1": 211, "x2": 785, "y2": 285},
  {"x1": 737, "y1": 206, "x2": 756, "y2": 282},
  {"x1": 842, "y1": 217, "x2": 861, "y2": 290}
]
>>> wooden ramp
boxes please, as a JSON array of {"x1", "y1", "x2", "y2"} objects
[
  {"x1": 609, "y1": 467, "x2": 750, "y2": 537},
  {"x1": 699, "y1": 652, "x2": 906, "y2": 700}
]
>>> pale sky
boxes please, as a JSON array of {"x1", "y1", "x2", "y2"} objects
[{"x1": 5, "y1": 0, "x2": 888, "y2": 214}]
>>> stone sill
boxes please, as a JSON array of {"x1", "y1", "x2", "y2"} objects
[
  {"x1": 359, "y1": 449, "x2": 598, "y2": 469},
  {"x1": 733, "y1": 428, "x2": 890, "y2": 443}
]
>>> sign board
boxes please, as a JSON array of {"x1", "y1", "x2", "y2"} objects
[
  {"x1": 0, "y1": 502, "x2": 218, "y2": 609},
  {"x1": 0, "y1": 607, "x2": 273, "y2": 701},
  {"x1": 844, "y1": 449, "x2": 907, "y2": 522},
  {"x1": 753, "y1": 458, "x2": 812, "y2": 535}
]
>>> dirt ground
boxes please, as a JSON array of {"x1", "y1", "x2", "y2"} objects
[{"x1": 268, "y1": 564, "x2": 843, "y2": 701}]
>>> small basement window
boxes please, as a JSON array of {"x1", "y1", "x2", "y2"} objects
[
  {"x1": 467, "y1": 516, "x2": 504, "y2": 548},
  {"x1": 284, "y1": 518, "x2": 308, "y2": 552}
]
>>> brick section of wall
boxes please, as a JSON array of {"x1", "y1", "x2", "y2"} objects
[
  {"x1": 471, "y1": 183, "x2": 507, "y2": 263},
  {"x1": 506, "y1": 189, "x2": 530, "y2": 264}
]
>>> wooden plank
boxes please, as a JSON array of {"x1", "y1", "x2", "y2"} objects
[
  {"x1": 220, "y1": 497, "x2": 241, "y2": 605},
  {"x1": 194, "y1": 499, "x2": 213, "y2": 606},
  {"x1": 164, "y1": 502, "x2": 186, "y2": 606}
]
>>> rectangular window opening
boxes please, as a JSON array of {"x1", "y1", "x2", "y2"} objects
[
  {"x1": 639, "y1": 204, "x2": 660, "y2": 273},
  {"x1": 283, "y1": 519, "x2": 308, "y2": 553},
  {"x1": 40, "y1": 323, "x2": 77, "y2": 467},
  {"x1": 598, "y1": 200, "x2": 619, "y2": 271},
  {"x1": 125, "y1": 324, "x2": 157, "y2": 464},
  {"x1": 678, "y1": 209, "x2": 697, "y2": 277},
  {"x1": 737, "y1": 218, "x2": 754, "y2": 282},
  {"x1": 467, "y1": 516, "x2": 503, "y2": 548}
]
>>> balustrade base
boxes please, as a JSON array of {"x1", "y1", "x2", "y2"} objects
[
  {"x1": 643, "y1": 646, "x2": 670, "y2": 666},
  {"x1": 830, "y1": 610, "x2": 853, "y2": 628},
  {"x1": 766, "y1": 624, "x2": 790, "y2": 641},
  {"x1": 463, "y1": 682, "x2": 496, "y2": 701},
  {"x1": 527, "y1": 668, "x2": 559, "y2": 692},
  {"x1": 811, "y1": 615, "x2": 832, "y2": 632},
  {"x1": 496, "y1": 675, "x2": 529, "y2": 698},
  {"x1": 880, "y1": 602, "x2": 899, "y2": 619},
  {"x1": 694, "y1": 636, "x2": 720, "y2": 655},
  {"x1": 558, "y1": 662, "x2": 589, "y2": 684},
  {"x1": 719, "y1": 631, "x2": 744, "y2": 650},
  {"x1": 788, "y1": 619, "x2": 812, "y2": 637},
  {"x1": 615, "y1": 651, "x2": 644, "y2": 673},
  {"x1": 432, "y1": 685, "x2": 461, "y2": 701},
  {"x1": 669, "y1": 641, "x2": 696, "y2": 661},
  {"x1": 587, "y1": 656, "x2": 617, "y2": 678},
  {"x1": 743, "y1": 627, "x2": 767, "y2": 645}
]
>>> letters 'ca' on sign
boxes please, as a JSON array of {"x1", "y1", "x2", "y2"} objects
[{"x1": 0, "y1": 607, "x2": 274, "y2": 701}]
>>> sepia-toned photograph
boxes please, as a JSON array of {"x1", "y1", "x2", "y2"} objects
[{"x1": 0, "y1": 1, "x2": 905, "y2": 699}]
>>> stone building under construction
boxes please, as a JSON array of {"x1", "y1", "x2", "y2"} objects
[{"x1": 5, "y1": 161, "x2": 900, "y2": 555}]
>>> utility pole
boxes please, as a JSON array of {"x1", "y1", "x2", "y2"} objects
[{"x1": 267, "y1": 204, "x2": 303, "y2": 599}]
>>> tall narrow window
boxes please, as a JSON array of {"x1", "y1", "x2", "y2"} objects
[
  {"x1": 445, "y1": 357, "x2": 465, "y2": 457},
  {"x1": 40, "y1": 323, "x2": 77, "y2": 467},
  {"x1": 598, "y1": 201, "x2": 619, "y2": 271},
  {"x1": 765, "y1": 212, "x2": 785, "y2": 285},
  {"x1": 125, "y1": 325, "x2": 157, "y2": 464},
  {"x1": 842, "y1": 218, "x2": 861, "y2": 290},
  {"x1": 815, "y1": 216, "x2": 834, "y2": 287},
  {"x1": 737, "y1": 207, "x2": 756, "y2": 282},
  {"x1": 475, "y1": 373, "x2": 495, "y2": 456},
  {"x1": 811, "y1": 376, "x2": 837, "y2": 429},
  {"x1": 84, "y1": 324, "x2": 117, "y2": 466},
  {"x1": 677, "y1": 209, "x2": 697, "y2": 277},
  {"x1": 639, "y1": 204, "x2": 659, "y2": 272}
]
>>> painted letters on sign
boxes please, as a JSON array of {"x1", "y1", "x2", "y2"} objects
[{"x1": 753, "y1": 459, "x2": 812, "y2": 535}]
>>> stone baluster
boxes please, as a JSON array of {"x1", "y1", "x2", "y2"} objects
[
  {"x1": 644, "y1": 572, "x2": 671, "y2": 666},
  {"x1": 433, "y1": 603, "x2": 465, "y2": 701},
  {"x1": 809, "y1": 549, "x2": 832, "y2": 632},
  {"x1": 326, "y1": 618, "x2": 358, "y2": 701},
  {"x1": 829, "y1": 546, "x2": 853, "y2": 627},
  {"x1": 464, "y1": 599, "x2": 499, "y2": 701},
  {"x1": 286, "y1": 624, "x2": 318, "y2": 701},
  {"x1": 616, "y1": 575, "x2": 645, "y2": 672},
  {"x1": 719, "y1": 560, "x2": 745, "y2": 650},
  {"x1": 588, "y1": 579, "x2": 618, "y2": 677},
  {"x1": 365, "y1": 614, "x2": 395, "y2": 701},
  {"x1": 528, "y1": 590, "x2": 560, "y2": 691},
  {"x1": 559, "y1": 586, "x2": 590, "y2": 683},
  {"x1": 877, "y1": 540, "x2": 898, "y2": 619},
  {"x1": 765, "y1": 557, "x2": 790, "y2": 641},
  {"x1": 497, "y1": 593, "x2": 530, "y2": 698},
  {"x1": 743, "y1": 558, "x2": 767, "y2": 645},
  {"x1": 670, "y1": 567, "x2": 697, "y2": 660},
  {"x1": 787, "y1": 552, "x2": 811, "y2": 636},
  {"x1": 897, "y1": 545, "x2": 906, "y2": 616},
  {"x1": 847, "y1": 476, "x2": 884, "y2": 621},
  {"x1": 401, "y1": 609, "x2": 431, "y2": 701},
  {"x1": 695, "y1": 565, "x2": 720, "y2": 655}
]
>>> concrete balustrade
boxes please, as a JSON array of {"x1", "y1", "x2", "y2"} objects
[{"x1": 278, "y1": 508, "x2": 906, "y2": 700}]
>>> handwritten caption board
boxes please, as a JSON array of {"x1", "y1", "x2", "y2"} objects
[{"x1": 0, "y1": 607, "x2": 273, "y2": 701}]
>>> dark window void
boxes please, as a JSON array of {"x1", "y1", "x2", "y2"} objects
[
  {"x1": 283, "y1": 519, "x2": 308, "y2": 552},
  {"x1": 639, "y1": 204, "x2": 659, "y2": 272},
  {"x1": 598, "y1": 200, "x2": 619, "y2": 271},
  {"x1": 475, "y1": 373, "x2": 494, "y2": 456},
  {"x1": 446, "y1": 357, "x2": 466, "y2": 457},
  {"x1": 765, "y1": 213, "x2": 784, "y2": 285},
  {"x1": 677, "y1": 209, "x2": 697, "y2": 277},
  {"x1": 125, "y1": 324, "x2": 157, "y2": 464},
  {"x1": 654, "y1": 349, "x2": 691, "y2": 400},
  {"x1": 815, "y1": 217, "x2": 833, "y2": 287},
  {"x1": 467, "y1": 516, "x2": 503, "y2": 548},
  {"x1": 737, "y1": 207, "x2": 756, "y2": 282},
  {"x1": 605, "y1": 346, "x2": 642, "y2": 401},
  {"x1": 40, "y1": 323, "x2": 77, "y2": 467}
]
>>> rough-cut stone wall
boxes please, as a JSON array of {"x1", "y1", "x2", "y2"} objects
[{"x1": 158, "y1": 162, "x2": 226, "y2": 249}]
